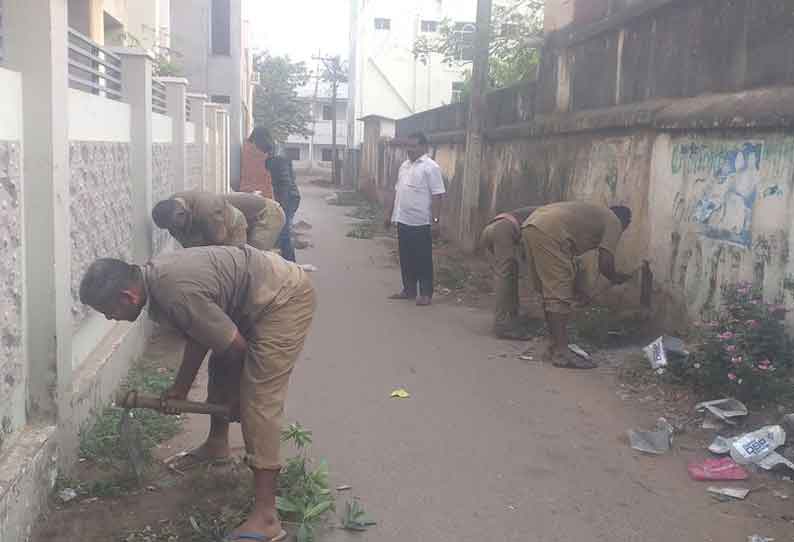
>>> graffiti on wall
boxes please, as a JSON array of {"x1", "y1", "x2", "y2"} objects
[{"x1": 671, "y1": 140, "x2": 773, "y2": 247}]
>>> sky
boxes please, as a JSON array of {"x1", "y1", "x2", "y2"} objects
[{"x1": 247, "y1": 0, "x2": 350, "y2": 63}]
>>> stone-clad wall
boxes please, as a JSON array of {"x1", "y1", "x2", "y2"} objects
[
  {"x1": 186, "y1": 143, "x2": 201, "y2": 191},
  {"x1": 152, "y1": 143, "x2": 174, "y2": 255},
  {"x1": 0, "y1": 141, "x2": 24, "y2": 441},
  {"x1": 69, "y1": 142, "x2": 134, "y2": 327}
]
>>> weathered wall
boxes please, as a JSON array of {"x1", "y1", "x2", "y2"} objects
[
  {"x1": 380, "y1": 89, "x2": 794, "y2": 328},
  {"x1": 69, "y1": 142, "x2": 134, "y2": 327},
  {"x1": 650, "y1": 134, "x2": 794, "y2": 321},
  {"x1": 542, "y1": 0, "x2": 794, "y2": 114}
]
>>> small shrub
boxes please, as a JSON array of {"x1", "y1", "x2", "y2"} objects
[
  {"x1": 666, "y1": 282, "x2": 793, "y2": 402},
  {"x1": 277, "y1": 423, "x2": 335, "y2": 542}
]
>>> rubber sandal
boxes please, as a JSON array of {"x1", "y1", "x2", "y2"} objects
[
  {"x1": 225, "y1": 530, "x2": 287, "y2": 542},
  {"x1": 166, "y1": 450, "x2": 232, "y2": 471},
  {"x1": 388, "y1": 291, "x2": 415, "y2": 300}
]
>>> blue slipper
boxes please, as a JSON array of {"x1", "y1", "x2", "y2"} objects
[{"x1": 225, "y1": 530, "x2": 287, "y2": 542}]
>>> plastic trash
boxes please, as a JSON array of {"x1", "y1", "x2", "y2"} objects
[
  {"x1": 568, "y1": 344, "x2": 591, "y2": 360},
  {"x1": 695, "y1": 398, "x2": 748, "y2": 424},
  {"x1": 747, "y1": 536, "x2": 774, "y2": 542},
  {"x1": 628, "y1": 418, "x2": 674, "y2": 454},
  {"x1": 299, "y1": 264, "x2": 318, "y2": 272},
  {"x1": 708, "y1": 435, "x2": 737, "y2": 455},
  {"x1": 688, "y1": 457, "x2": 749, "y2": 481},
  {"x1": 758, "y1": 451, "x2": 794, "y2": 472},
  {"x1": 707, "y1": 486, "x2": 750, "y2": 500},
  {"x1": 58, "y1": 488, "x2": 78, "y2": 503},
  {"x1": 643, "y1": 336, "x2": 688, "y2": 370},
  {"x1": 730, "y1": 425, "x2": 786, "y2": 465}
]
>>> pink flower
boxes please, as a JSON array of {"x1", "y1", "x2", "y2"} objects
[
  {"x1": 725, "y1": 345, "x2": 737, "y2": 353},
  {"x1": 731, "y1": 356, "x2": 743, "y2": 365},
  {"x1": 718, "y1": 332, "x2": 735, "y2": 341},
  {"x1": 728, "y1": 372, "x2": 737, "y2": 381},
  {"x1": 757, "y1": 359, "x2": 774, "y2": 371}
]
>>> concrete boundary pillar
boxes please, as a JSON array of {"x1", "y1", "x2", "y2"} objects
[
  {"x1": 116, "y1": 49, "x2": 154, "y2": 263},
  {"x1": 160, "y1": 77, "x2": 188, "y2": 191},
  {"x1": 5, "y1": 0, "x2": 72, "y2": 425},
  {"x1": 187, "y1": 93, "x2": 208, "y2": 191}
]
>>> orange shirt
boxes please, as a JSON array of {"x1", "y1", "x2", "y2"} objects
[{"x1": 240, "y1": 142, "x2": 274, "y2": 198}]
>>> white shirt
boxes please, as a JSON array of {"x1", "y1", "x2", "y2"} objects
[{"x1": 392, "y1": 155, "x2": 446, "y2": 226}]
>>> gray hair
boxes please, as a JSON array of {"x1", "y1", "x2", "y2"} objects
[{"x1": 79, "y1": 258, "x2": 137, "y2": 309}]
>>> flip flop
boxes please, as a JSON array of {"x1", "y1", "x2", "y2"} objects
[
  {"x1": 225, "y1": 530, "x2": 287, "y2": 542},
  {"x1": 388, "y1": 291, "x2": 415, "y2": 300},
  {"x1": 166, "y1": 450, "x2": 233, "y2": 471}
]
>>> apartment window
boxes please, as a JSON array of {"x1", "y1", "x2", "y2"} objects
[
  {"x1": 211, "y1": 94, "x2": 231, "y2": 104},
  {"x1": 321, "y1": 149, "x2": 335, "y2": 162},
  {"x1": 322, "y1": 105, "x2": 334, "y2": 121},
  {"x1": 285, "y1": 148, "x2": 301, "y2": 161},
  {"x1": 451, "y1": 82, "x2": 466, "y2": 104},
  {"x1": 211, "y1": 0, "x2": 231, "y2": 56},
  {"x1": 421, "y1": 20, "x2": 439, "y2": 33},
  {"x1": 374, "y1": 18, "x2": 391, "y2": 30}
]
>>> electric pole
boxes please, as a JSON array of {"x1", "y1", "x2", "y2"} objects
[{"x1": 460, "y1": 0, "x2": 492, "y2": 251}]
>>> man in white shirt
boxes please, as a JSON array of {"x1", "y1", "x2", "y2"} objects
[{"x1": 384, "y1": 133, "x2": 446, "y2": 306}]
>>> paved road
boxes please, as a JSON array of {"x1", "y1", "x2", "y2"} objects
[{"x1": 165, "y1": 179, "x2": 791, "y2": 541}]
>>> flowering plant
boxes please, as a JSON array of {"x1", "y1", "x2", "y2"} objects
[{"x1": 667, "y1": 282, "x2": 793, "y2": 401}]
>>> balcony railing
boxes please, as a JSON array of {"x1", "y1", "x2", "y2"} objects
[
  {"x1": 152, "y1": 79, "x2": 167, "y2": 114},
  {"x1": 67, "y1": 28, "x2": 122, "y2": 101},
  {"x1": 186, "y1": 98, "x2": 192, "y2": 122}
]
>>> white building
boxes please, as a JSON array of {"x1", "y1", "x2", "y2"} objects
[
  {"x1": 284, "y1": 82, "x2": 349, "y2": 172},
  {"x1": 67, "y1": 0, "x2": 170, "y2": 48},
  {"x1": 170, "y1": 0, "x2": 253, "y2": 189},
  {"x1": 347, "y1": 0, "x2": 476, "y2": 147}
]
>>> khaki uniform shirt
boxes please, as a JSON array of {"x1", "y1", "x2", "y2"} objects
[
  {"x1": 171, "y1": 191, "x2": 247, "y2": 248},
  {"x1": 223, "y1": 193, "x2": 281, "y2": 224},
  {"x1": 144, "y1": 246, "x2": 305, "y2": 353},
  {"x1": 523, "y1": 201, "x2": 623, "y2": 257}
]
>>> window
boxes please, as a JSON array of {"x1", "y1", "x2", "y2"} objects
[
  {"x1": 421, "y1": 20, "x2": 438, "y2": 33},
  {"x1": 321, "y1": 149, "x2": 334, "y2": 162},
  {"x1": 374, "y1": 18, "x2": 391, "y2": 30},
  {"x1": 322, "y1": 105, "x2": 334, "y2": 121},
  {"x1": 451, "y1": 82, "x2": 466, "y2": 104},
  {"x1": 211, "y1": 0, "x2": 231, "y2": 55},
  {"x1": 285, "y1": 148, "x2": 301, "y2": 161},
  {"x1": 211, "y1": 94, "x2": 231, "y2": 104},
  {"x1": 453, "y1": 22, "x2": 476, "y2": 62}
]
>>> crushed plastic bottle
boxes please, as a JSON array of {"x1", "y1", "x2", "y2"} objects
[{"x1": 729, "y1": 425, "x2": 786, "y2": 465}]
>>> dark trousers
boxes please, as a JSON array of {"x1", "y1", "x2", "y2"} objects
[
  {"x1": 397, "y1": 223, "x2": 434, "y2": 297},
  {"x1": 278, "y1": 210, "x2": 296, "y2": 262}
]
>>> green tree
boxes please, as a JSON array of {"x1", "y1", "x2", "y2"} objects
[
  {"x1": 253, "y1": 52, "x2": 312, "y2": 143},
  {"x1": 413, "y1": 0, "x2": 544, "y2": 91}
]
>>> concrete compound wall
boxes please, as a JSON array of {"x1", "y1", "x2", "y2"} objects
[{"x1": 365, "y1": 0, "x2": 794, "y2": 329}]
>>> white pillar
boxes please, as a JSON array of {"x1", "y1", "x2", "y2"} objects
[
  {"x1": 205, "y1": 104, "x2": 220, "y2": 194},
  {"x1": 187, "y1": 93, "x2": 208, "y2": 191},
  {"x1": 160, "y1": 77, "x2": 188, "y2": 191},
  {"x1": 116, "y1": 49, "x2": 155, "y2": 263},
  {"x1": 5, "y1": 0, "x2": 72, "y2": 426}
]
